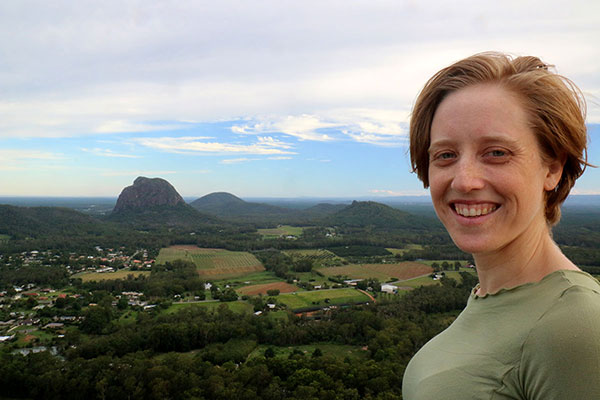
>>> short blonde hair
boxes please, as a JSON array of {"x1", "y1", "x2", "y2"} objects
[{"x1": 410, "y1": 52, "x2": 590, "y2": 225}]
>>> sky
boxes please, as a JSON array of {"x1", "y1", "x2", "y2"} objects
[{"x1": 1, "y1": 1, "x2": 599, "y2": 199}]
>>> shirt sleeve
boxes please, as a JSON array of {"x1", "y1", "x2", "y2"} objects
[{"x1": 520, "y1": 285, "x2": 600, "y2": 400}]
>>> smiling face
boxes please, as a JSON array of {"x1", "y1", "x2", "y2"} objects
[{"x1": 428, "y1": 84, "x2": 563, "y2": 255}]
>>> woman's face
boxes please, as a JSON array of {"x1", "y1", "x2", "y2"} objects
[{"x1": 428, "y1": 84, "x2": 562, "y2": 255}]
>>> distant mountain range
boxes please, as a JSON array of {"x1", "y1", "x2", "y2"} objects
[{"x1": 1, "y1": 176, "x2": 597, "y2": 237}]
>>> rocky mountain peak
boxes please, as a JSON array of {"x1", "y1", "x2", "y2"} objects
[{"x1": 113, "y1": 177, "x2": 185, "y2": 213}]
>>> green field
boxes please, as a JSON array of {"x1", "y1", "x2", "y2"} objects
[
  {"x1": 0, "y1": 234, "x2": 10, "y2": 242},
  {"x1": 277, "y1": 288, "x2": 371, "y2": 310},
  {"x1": 284, "y1": 248, "x2": 346, "y2": 267},
  {"x1": 156, "y1": 246, "x2": 264, "y2": 278},
  {"x1": 257, "y1": 225, "x2": 304, "y2": 238},
  {"x1": 72, "y1": 270, "x2": 151, "y2": 282},
  {"x1": 316, "y1": 262, "x2": 432, "y2": 282},
  {"x1": 385, "y1": 244, "x2": 424, "y2": 255},
  {"x1": 212, "y1": 271, "x2": 281, "y2": 287},
  {"x1": 399, "y1": 268, "x2": 477, "y2": 288}
]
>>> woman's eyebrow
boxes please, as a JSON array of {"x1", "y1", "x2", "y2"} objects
[{"x1": 429, "y1": 134, "x2": 520, "y2": 150}]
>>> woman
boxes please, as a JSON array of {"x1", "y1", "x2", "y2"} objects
[{"x1": 402, "y1": 52, "x2": 600, "y2": 399}]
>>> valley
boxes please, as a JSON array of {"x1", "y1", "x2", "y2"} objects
[{"x1": 0, "y1": 177, "x2": 599, "y2": 399}]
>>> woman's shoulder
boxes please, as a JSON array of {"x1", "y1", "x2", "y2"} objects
[
  {"x1": 519, "y1": 270, "x2": 600, "y2": 399},
  {"x1": 536, "y1": 269, "x2": 600, "y2": 298}
]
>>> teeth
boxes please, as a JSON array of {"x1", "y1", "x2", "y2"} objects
[{"x1": 454, "y1": 204, "x2": 497, "y2": 217}]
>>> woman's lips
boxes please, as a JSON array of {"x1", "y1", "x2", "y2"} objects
[{"x1": 452, "y1": 202, "x2": 499, "y2": 217}]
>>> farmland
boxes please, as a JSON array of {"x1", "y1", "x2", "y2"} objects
[
  {"x1": 237, "y1": 282, "x2": 300, "y2": 296},
  {"x1": 73, "y1": 270, "x2": 151, "y2": 282},
  {"x1": 257, "y1": 225, "x2": 304, "y2": 238},
  {"x1": 316, "y1": 261, "x2": 432, "y2": 282},
  {"x1": 278, "y1": 288, "x2": 371, "y2": 310},
  {"x1": 283, "y1": 248, "x2": 345, "y2": 267},
  {"x1": 156, "y1": 246, "x2": 264, "y2": 278},
  {"x1": 399, "y1": 267, "x2": 477, "y2": 288},
  {"x1": 385, "y1": 244, "x2": 424, "y2": 255}
]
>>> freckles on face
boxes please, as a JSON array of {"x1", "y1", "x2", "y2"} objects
[{"x1": 426, "y1": 84, "x2": 555, "y2": 254}]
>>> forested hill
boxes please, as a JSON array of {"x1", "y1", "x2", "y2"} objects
[
  {"x1": 189, "y1": 192, "x2": 346, "y2": 226},
  {"x1": 321, "y1": 200, "x2": 440, "y2": 230},
  {"x1": 190, "y1": 192, "x2": 292, "y2": 217},
  {"x1": 0, "y1": 205, "x2": 111, "y2": 240},
  {"x1": 106, "y1": 203, "x2": 223, "y2": 230}
]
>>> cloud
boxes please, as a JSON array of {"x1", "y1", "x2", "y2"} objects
[
  {"x1": 1, "y1": 2, "x2": 598, "y2": 140},
  {"x1": 231, "y1": 108, "x2": 409, "y2": 146},
  {"x1": 81, "y1": 147, "x2": 141, "y2": 158},
  {"x1": 0, "y1": 149, "x2": 64, "y2": 171},
  {"x1": 220, "y1": 158, "x2": 256, "y2": 164},
  {"x1": 232, "y1": 115, "x2": 337, "y2": 141},
  {"x1": 268, "y1": 156, "x2": 292, "y2": 160},
  {"x1": 134, "y1": 136, "x2": 296, "y2": 155},
  {"x1": 99, "y1": 170, "x2": 178, "y2": 177},
  {"x1": 0, "y1": 149, "x2": 63, "y2": 160},
  {"x1": 94, "y1": 120, "x2": 189, "y2": 134}
]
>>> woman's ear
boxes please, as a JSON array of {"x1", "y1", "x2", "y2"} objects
[{"x1": 544, "y1": 156, "x2": 565, "y2": 191}]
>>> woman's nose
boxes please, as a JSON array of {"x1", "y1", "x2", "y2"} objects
[{"x1": 450, "y1": 158, "x2": 485, "y2": 193}]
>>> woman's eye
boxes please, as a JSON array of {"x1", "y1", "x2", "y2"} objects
[
  {"x1": 438, "y1": 152, "x2": 455, "y2": 160},
  {"x1": 489, "y1": 150, "x2": 506, "y2": 157}
]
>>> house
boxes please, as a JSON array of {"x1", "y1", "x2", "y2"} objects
[
  {"x1": 44, "y1": 322, "x2": 64, "y2": 330},
  {"x1": 381, "y1": 284, "x2": 398, "y2": 294}
]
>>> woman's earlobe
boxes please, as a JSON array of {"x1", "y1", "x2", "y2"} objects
[{"x1": 544, "y1": 158, "x2": 565, "y2": 191}]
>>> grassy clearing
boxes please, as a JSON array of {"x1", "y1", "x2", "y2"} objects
[
  {"x1": 247, "y1": 343, "x2": 369, "y2": 361},
  {"x1": 292, "y1": 271, "x2": 332, "y2": 287},
  {"x1": 399, "y1": 267, "x2": 477, "y2": 288},
  {"x1": 165, "y1": 301, "x2": 254, "y2": 314},
  {"x1": 257, "y1": 225, "x2": 304, "y2": 238},
  {"x1": 420, "y1": 260, "x2": 470, "y2": 267},
  {"x1": 0, "y1": 234, "x2": 10, "y2": 242},
  {"x1": 316, "y1": 262, "x2": 432, "y2": 282},
  {"x1": 385, "y1": 244, "x2": 424, "y2": 255},
  {"x1": 73, "y1": 270, "x2": 150, "y2": 282},
  {"x1": 237, "y1": 282, "x2": 300, "y2": 296},
  {"x1": 278, "y1": 288, "x2": 370, "y2": 310},
  {"x1": 212, "y1": 271, "x2": 280, "y2": 286},
  {"x1": 156, "y1": 246, "x2": 264, "y2": 278}
]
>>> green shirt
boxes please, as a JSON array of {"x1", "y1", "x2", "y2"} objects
[{"x1": 402, "y1": 270, "x2": 600, "y2": 399}]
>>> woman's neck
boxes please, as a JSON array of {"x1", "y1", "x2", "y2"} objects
[{"x1": 473, "y1": 226, "x2": 578, "y2": 296}]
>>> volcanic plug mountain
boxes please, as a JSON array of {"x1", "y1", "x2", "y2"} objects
[{"x1": 113, "y1": 177, "x2": 186, "y2": 213}]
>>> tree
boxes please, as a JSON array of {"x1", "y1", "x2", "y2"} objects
[
  {"x1": 219, "y1": 288, "x2": 238, "y2": 302},
  {"x1": 441, "y1": 261, "x2": 450, "y2": 270},
  {"x1": 117, "y1": 297, "x2": 129, "y2": 310},
  {"x1": 264, "y1": 347, "x2": 275, "y2": 358},
  {"x1": 454, "y1": 261, "x2": 461, "y2": 271},
  {"x1": 266, "y1": 289, "x2": 280, "y2": 296},
  {"x1": 80, "y1": 306, "x2": 113, "y2": 334},
  {"x1": 293, "y1": 259, "x2": 313, "y2": 273}
]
